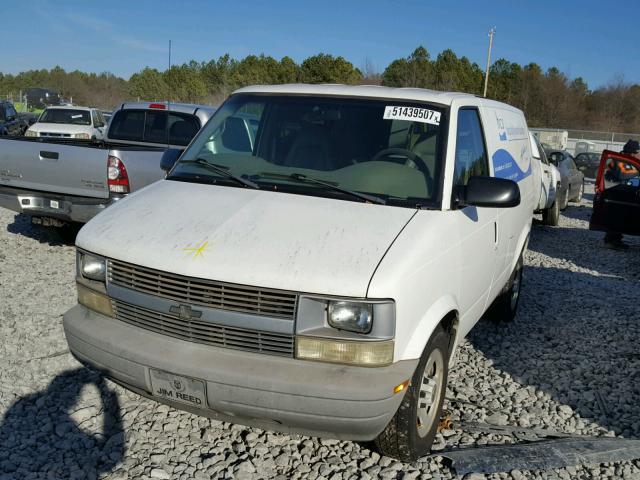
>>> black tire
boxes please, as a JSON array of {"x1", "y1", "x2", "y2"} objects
[
  {"x1": 571, "y1": 182, "x2": 584, "y2": 202},
  {"x1": 559, "y1": 186, "x2": 569, "y2": 210},
  {"x1": 488, "y1": 252, "x2": 524, "y2": 323},
  {"x1": 375, "y1": 325, "x2": 450, "y2": 461},
  {"x1": 542, "y1": 197, "x2": 560, "y2": 226}
]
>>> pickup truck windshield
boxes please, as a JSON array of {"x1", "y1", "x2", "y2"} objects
[
  {"x1": 39, "y1": 109, "x2": 91, "y2": 126},
  {"x1": 170, "y1": 94, "x2": 445, "y2": 207}
]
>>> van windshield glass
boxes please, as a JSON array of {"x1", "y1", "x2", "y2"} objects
[
  {"x1": 170, "y1": 94, "x2": 445, "y2": 206},
  {"x1": 39, "y1": 109, "x2": 91, "y2": 125}
]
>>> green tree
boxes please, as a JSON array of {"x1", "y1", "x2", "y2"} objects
[
  {"x1": 382, "y1": 46, "x2": 433, "y2": 88},
  {"x1": 299, "y1": 54, "x2": 362, "y2": 84}
]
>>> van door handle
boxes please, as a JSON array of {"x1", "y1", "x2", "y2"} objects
[
  {"x1": 39, "y1": 151, "x2": 59, "y2": 161},
  {"x1": 494, "y1": 221, "x2": 498, "y2": 245}
]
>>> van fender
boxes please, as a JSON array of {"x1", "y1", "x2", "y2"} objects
[{"x1": 399, "y1": 294, "x2": 459, "y2": 361}]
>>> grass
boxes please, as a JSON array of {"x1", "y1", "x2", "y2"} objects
[{"x1": 13, "y1": 102, "x2": 43, "y2": 114}]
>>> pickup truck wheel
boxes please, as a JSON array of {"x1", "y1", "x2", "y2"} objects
[
  {"x1": 542, "y1": 197, "x2": 560, "y2": 226},
  {"x1": 489, "y1": 253, "x2": 524, "y2": 323},
  {"x1": 374, "y1": 325, "x2": 450, "y2": 461}
]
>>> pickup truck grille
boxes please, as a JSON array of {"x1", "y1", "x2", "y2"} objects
[
  {"x1": 112, "y1": 300, "x2": 294, "y2": 357},
  {"x1": 108, "y1": 259, "x2": 298, "y2": 320}
]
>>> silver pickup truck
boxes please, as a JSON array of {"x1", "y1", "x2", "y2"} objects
[{"x1": 0, "y1": 102, "x2": 215, "y2": 235}]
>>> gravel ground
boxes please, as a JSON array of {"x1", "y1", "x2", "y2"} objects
[{"x1": 0, "y1": 182, "x2": 639, "y2": 479}]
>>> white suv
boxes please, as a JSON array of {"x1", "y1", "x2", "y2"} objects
[{"x1": 25, "y1": 106, "x2": 106, "y2": 140}]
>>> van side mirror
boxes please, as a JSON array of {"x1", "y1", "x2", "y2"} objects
[
  {"x1": 454, "y1": 176, "x2": 520, "y2": 209},
  {"x1": 160, "y1": 148, "x2": 184, "y2": 172}
]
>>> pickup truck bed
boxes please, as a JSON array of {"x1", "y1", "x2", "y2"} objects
[{"x1": 0, "y1": 137, "x2": 166, "y2": 223}]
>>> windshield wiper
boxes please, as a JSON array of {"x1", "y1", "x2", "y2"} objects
[
  {"x1": 177, "y1": 158, "x2": 259, "y2": 189},
  {"x1": 258, "y1": 172, "x2": 386, "y2": 205}
]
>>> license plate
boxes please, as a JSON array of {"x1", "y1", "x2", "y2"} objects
[
  {"x1": 149, "y1": 369, "x2": 207, "y2": 408},
  {"x1": 50, "y1": 200, "x2": 59, "y2": 209}
]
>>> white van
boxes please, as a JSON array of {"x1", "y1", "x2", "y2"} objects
[{"x1": 63, "y1": 84, "x2": 535, "y2": 460}]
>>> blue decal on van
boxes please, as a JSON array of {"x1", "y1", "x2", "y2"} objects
[{"x1": 492, "y1": 149, "x2": 531, "y2": 182}]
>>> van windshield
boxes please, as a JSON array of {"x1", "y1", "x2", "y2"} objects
[{"x1": 170, "y1": 94, "x2": 446, "y2": 207}]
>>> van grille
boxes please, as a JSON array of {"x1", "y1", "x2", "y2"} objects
[
  {"x1": 112, "y1": 300, "x2": 295, "y2": 357},
  {"x1": 108, "y1": 260, "x2": 298, "y2": 320}
]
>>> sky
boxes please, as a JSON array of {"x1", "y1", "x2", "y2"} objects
[{"x1": 3, "y1": 0, "x2": 638, "y2": 89}]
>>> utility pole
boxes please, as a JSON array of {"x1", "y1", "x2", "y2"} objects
[{"x1": 483, "y1": 27, "x2": 496, "y2": 98}]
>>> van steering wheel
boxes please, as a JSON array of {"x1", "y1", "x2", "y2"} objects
[{"x1": 371, "y1": 148, "x2": 431, "y2": 179}]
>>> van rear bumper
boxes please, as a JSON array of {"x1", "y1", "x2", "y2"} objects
[
  {"x1": 0, "y1": 185, "x2": 118, "y2": 223},
  {"x1": 63, "y1": 304, "x2": 417, "y2": 441}
]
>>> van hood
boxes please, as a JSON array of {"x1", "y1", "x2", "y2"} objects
[{"x1": 77, "y1": 180, "x2": 417, "y2": 297}]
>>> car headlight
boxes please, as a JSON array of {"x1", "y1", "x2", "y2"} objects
[
  {"x1": 74, "y1": 133, "x2": 91, "y2": 139},
  {"x1": 24, "y1": 130, "x2": 37, "y2": 137},
  {"x1": 327, "y1": 301, "x2": 373, "y2": 333},
  {"x1": 81, "y1": 253, "x2": 106, "y2": 282}
]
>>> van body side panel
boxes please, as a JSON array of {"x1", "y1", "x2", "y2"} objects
[{"x1": 479, "y1": 105, "x2": 535, "y2": 300}]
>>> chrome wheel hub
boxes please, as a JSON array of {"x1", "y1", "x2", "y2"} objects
[{"x1": 417, "y1": 348, "x2": 445, "y2": 438}]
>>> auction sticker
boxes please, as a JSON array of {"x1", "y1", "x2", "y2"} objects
[{"x1": 383, "y1": 106, "x2": 441, "y2": 125}]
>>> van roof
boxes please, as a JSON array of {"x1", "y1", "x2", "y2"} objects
[{"x1": 233, "y1": 84, "x2": 514, "y2": 108}]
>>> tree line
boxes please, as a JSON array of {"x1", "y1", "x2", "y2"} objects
[{"x1": 1, "y1": 46, "x2": 639, "y2": 132}]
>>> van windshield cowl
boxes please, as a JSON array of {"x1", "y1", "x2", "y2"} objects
[{"x1": 168, "y1": 94, "x2": 446, "y2": 208}]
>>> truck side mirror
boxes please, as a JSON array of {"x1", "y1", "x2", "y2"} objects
[
  {"x1": 454, "y1": 176, "x2": 520, "y2": 209},
  {"x1": 160, "y1": 148, "x2": 184, "y2": 172}
]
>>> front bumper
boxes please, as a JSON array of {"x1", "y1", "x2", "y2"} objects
[
  {"x1": 63, "y1": 304, "x2": 417, "y2": 441},
  {"x1": 0, "y1": 185, "x2": 118, "y2": 223}
]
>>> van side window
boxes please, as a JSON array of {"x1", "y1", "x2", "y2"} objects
[{"x1": 453, "y1": 109, "x2": 488, "y2": 186}]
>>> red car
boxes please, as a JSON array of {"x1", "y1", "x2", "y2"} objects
[{"x1": 590, "y1": 150, "x2": 640, "y2": 237}]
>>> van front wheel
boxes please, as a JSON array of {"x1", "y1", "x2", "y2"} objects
[{"x1": 374, "y1": 325, "x2": 450, "y2": 461}]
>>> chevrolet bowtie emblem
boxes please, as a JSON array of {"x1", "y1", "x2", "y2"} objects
[{"x1": 169, "y1": 304, "x2": 203, "y2": 320}]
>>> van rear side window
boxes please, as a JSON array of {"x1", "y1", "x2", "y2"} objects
[{"x1": 109, "y1": 110, "x2": 201, "y2": 146}]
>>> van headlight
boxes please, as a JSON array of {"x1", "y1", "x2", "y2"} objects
[
  {"x1": 80, "y1": 253, "x2": 106, "y2": 282},
  {"x1": 25, "y1": 130, "x2": 37, "y2": 137},
  {"x1": 327, "y1": 301, "x2": 372, "y2": 333},
  {"x1": 295, "y1": 296, "x2": 395, "y2": 366},
  {"x1": 74, "y1": 133, "x2": 91, "y2": 139}
]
